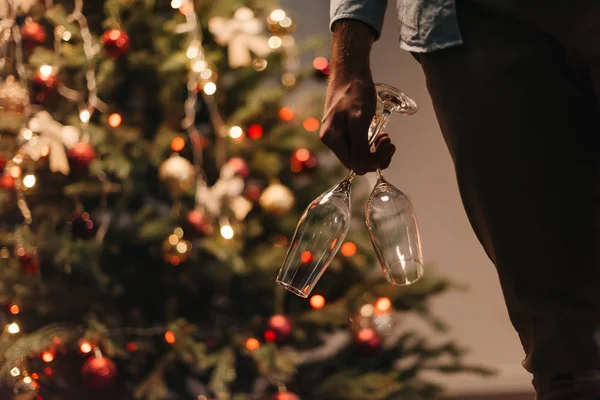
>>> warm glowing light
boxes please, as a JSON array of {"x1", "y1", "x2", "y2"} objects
[
  {"x1": 300, "y1": 251, "x2": 312, "y2": 264},
  {"x1": 220, "y1": 224, "x2": 234, "y2": 240},
  {"x1": 268, "y1": 36, "x2": 282, "y2": 49},
  {"x1": 200, "y1": 69, "x2": 213, "y2": 80},
  {"x1": 168, "y1": 234, "x2": 179, "y2": 245},
  {"x1": 79, "y1": 109, "x2": 91, "y2": 123},
  {"x1": 280, "y1": 17, "x2": 293, "y2": 28},
  {"x1": 10, "y1": 368, "x2": 20, "y2": 377},
  {"x1": 360, "y1": 304, "x2": 374, "y2": 317},
  {"x1": 303, "y1": 117, "x2": 320, "y2": 132},
  {"x1": 357, "y1": 328, "x2": 377, "y2": 341},
  {"x1": 80, "y1": 341, "x2": 92, "y2": 354},
  {"x1": 23, "y1": 376, "x2": 32, "y2": 384},
  {"x1": 176, "y1": 242, "x2": 188, "y2": 253},
  {"x1": 42, "y1": 351, "x2": 54, "y2": 362},
  {"x1": 9, "y1": 165, "x2": 21, "y2": 178},
  {"x1": 41, "y1": 145, "x2": 50, "y2": 157},
  {"x1": 63, "y1": 30, "x2": 72, "y2": 41},
  {"x1": 171, "y1": 137, "x2": 185, "y2": 151},
  {"x1": 23, "y1": 174, "x2": 36, "y2": 188},
  {"x1": 341, "y1": 241, "x2": 357, "y2": 257},
  {"x1": 9, "y1": 305, "x2": 19, "y2": 314},
  {"x1": 279, "y1": 107, "x2": 294, "y2": 121},
  {"x1": 270, "y1": 9, "x2": 286, "y2": 22},
  {"x1": 22, "y1": 129, "x2": 33, "y2": 140},
  {"x1": 192, "y1": 60, "x2": 207, "y2": 72},
  {"x1": 203, "y1": 82, "x2": 216, "y2": 95},
  {"x1": 39, "y1": 65, "x2": 53, "y2": 79},
  {"x1": 127, "y1": 342, "x2": 138, "y2": 352},
  {"x1": 164, "y1": 331, "x2": 176, "y2": 344},
  {"x1": 8, "y1": 322, "x2": 20, "y2": 334},
  {"x1": 108, "y1": 113, "x2": 122, "y2": 128},
  {"x1": 229, "y1": 126, "x2": 243, "y2": 139},
  {"x1": 295, "y1": 148, "x2": 310, "y2": 162},
  {"x1": 281, "y1": 72, "x2": 296, "y2": 87},
  {"x1": 375, "y1": 297, "x2": 392, "y2": 313},
  {"x1": 310, "y1": 295, "x2": 325, "y2": 309},
  {"x1": 187, "y1": 46, "x2": 199, "y2": 59},
  {"x1": 245, "y1": 337, "x2": 260, "y2": 351},
  {"x1": 264, "y1": 330, "x2": 276, "y2": 342},
  {"x1": 247, "y1": 124, "x2": 263, "y2": 139},
  {"x1": 31, "y1": 373, "x2": 39, "y2": 380},
  {"x1": 313, "y1": 57, "x2": 329, "y2": 71},
  {"x1": 170, "y1": 0, "x2": 182, "y2": 8},
  {"x1": 44, "y1": 367, "x2": 53, "y2": 376}
]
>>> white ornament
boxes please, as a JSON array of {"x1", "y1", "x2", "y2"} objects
[{"x1": 208, "y1": 7, "x2": 271, "y2": 68}]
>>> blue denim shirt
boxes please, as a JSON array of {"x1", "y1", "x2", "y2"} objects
[{"x1": 330, "y1": 0, "x2": 462, "y2": 52}]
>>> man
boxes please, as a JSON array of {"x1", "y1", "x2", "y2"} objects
[{"x1": 320, "y1": 0, "x2": 600, "y2": 399}]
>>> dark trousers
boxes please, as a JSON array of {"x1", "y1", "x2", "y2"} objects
[{"x1": 415, "y1": 1, "x2": 600, "y2": 399}]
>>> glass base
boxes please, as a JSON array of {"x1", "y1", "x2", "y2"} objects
[
  {"x1": 382, "y1": 261, "x2": 424, "y2": 286},
  {"x1": 276, "y1": 279, "x2": 310, "y2": 298}
]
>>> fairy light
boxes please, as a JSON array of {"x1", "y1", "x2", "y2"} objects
[
  {"x1": 39, "y1": 65, "x2": 53, "y2": 79},
  {"x1": 200, "y1": 68, "x2": 212, "y2": 80},
  {"x1": 79, "y1": 109, "x2": 91, "y2": 123},
  {"x1": 22, "y1": 129, "x2": 33, "y2": 140},
  {"x1": 10, "y1": 368, "x2": 20, "y2": 377},
  {"x1": 375, "y1": 297, "x2": 392, "y2": 313},
  {"x1": 164, "y1": 331, "x2": 176, "y2": 344},
  {"x1": 22, "y1": 376, "x2": 32, "y2": 384},
  {"x1": 42, "y1": 351, "x2": 54, "y2": 362},
  {"x1": 9, "y1": 165, "x2": 21, "y2": 178},
  {"x1": 9, "y1": 304, "x2": 19, "y2": 314},
  {"x1": 229, "y1": 126, "x2": 243, "y2": 139},
  {"x1": 171, "y1": 137, "x2": 185, "y2": 151},
  {"x1": 360, "y1": 304, "x2": 374, "y2": 317},
  {"x1": 268, "y1": 36, "x2": 282, "y2": 49},
  {"x1": 23, "y1": 174, "x2": 36, "y2": 188},
  {"x1": 62, "y1": 30, "x2": 72, "y2": 41},
  {"x1": 79, "y1": 341, "x2": 92, "y2": 353},
  {"x1": 220, "y1": 224, "x2": 234, "y2": 240},
  {"x1": 280, "y1": 17, "x2": 293, "y2": 28},
  {"x1": 245, "y1": 337, "x2": 260, "y2": 351},
  {"x1": 270, "y1": 9, "x2": 286, "y2": 22},
  {"x1": 279, "y1": 107, "x2": 294, "y2": 121},
  {"x1": 303, "y1": 117, "x2": 320, "y2": 131},
  {"x1": 295, "y1": 149, "x2": 310, "y2": 162},
  {"x1": 192, "y1": 60, "x2": 206, "y2": 72},
  {"x1": 108, "y1": 113, "x2": 122, "y2": 127},
  {"x1": 203, "y1": 82, "x2": 216, "y2": 95},
  {"x1": 341, "y1": 241, "x2": 357, "y2": 257},
  {"x1": 186, "y1": 44, "x2": 199, "y2": 59},
  {"x1": 281, "y1": 73, "x2": 296, "y2": 87},
  {"x1": 8, "y1": 322, "x2": 20, "y2": 334},
  {"x1": 171, "y1": 0, "x2": 182, "y2": 8},
  {"x1": 310, "y1": 295, "x2": 325, "y2": 309}
]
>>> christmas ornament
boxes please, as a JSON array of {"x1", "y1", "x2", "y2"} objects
[
  {"x1": 259, "y1": 182, "x2": 295, "y2": 216},
  {"x1": 184, "y1": 210, "x2": 213, "y2": 238},
  {"x1": 101, "y1": 29, "x2": 129, "y2": 58},
  {"x1": 0, "y1": 75, "x2": 29, "y2": 134},
  {"x1": 0, "y1": 175, "x2": 15, "y2": 190},
  {"x1": 82, "y1": 354, "x2": 117, "y2": 389},
  {"x1": 266, "y1": 314, "x2": 292, "y2": 342},
  {"x1": 21, "y1": 21, "x2": 46, "y2": 48},
  {"x1": 209, "y1": 7, "x2": 271, "y2": 68},
  {"x1": 163, "y1": 229, "x2": 192, "y2": 266},
  {"x1": 12, "y1": 375, "x2": 39, "y2": 400},
  {"x1": 67, "y1": 142, "x2": 95, "y2": 172},
  {"x1": 354, "y1": 328, "x2": 381, "y2": 356},
  {"x1": 223, "y1": 157, "x2": 249, "y2": 178},
  {"x1": 158, "y1": 153, "x2": 195, "y2": 197},
  {"x1": 31, "y1": 67, "x2": 58, "y2": 103},
  {"x1": 272, "y1": 392, "x2": 300, "y2": 400},
  {"x1": 67, "y1": 211, "x2": 97, "y2": 239}
]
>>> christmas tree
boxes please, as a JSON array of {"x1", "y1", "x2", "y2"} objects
[{"x1": 0, "y1": 0, "x2": 491, "y2": 399}]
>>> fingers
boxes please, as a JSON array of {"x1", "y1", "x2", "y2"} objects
[{"x1": 319, "y1": 110, "x2": 352, "y2": 170}]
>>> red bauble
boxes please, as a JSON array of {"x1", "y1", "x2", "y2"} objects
[
  {"x1": 266, "y1": 315, "x2": 292, "y2": 342},
  {"x1": 68, "y1": 142, "x2": 95, "y2": 172},
  {"x1": 82, "y1": 355, "x2": 117, "y2": 389},
  {"x1": 272, "y1": 392, "x2": 300, "y2": 400},
  {"x1": 244, "y1": 183, "x2": 261, "y2": 201},
  {"x1": 184, "y1": 210, "x2": 213, "y2": 238},
  {"x1": 21, "y1": 22, "x2": 46, "y2": 48},
  {"x1": 224, "y1": 157, "x2": 250, "y2": 178},
  {"x1": 0, "y1": 175, "x2": 15, "y2": 190},
  {"x1": 354, "y1": 328, "x2": 381, "y2": 356},
  {"x1": 68, "y1": 211, "x2": 97, "y2": 239},
  {"x1": 17, "y1": 251, "x2": 39, "y2": 274},
  {"x1": 101, "y1": 29, "x2": 129, "y2": 59}
]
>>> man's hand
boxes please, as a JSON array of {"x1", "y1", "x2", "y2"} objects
[{"x1": 319, "y1": 20, "x2": 395, "y2": 175}]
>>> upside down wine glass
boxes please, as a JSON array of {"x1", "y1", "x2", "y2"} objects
[
  {"x1": 276, "y1": 83, "x2": 422, "y2": 298},
  {"x1": 365, "y1": 83, "x2": 424, "y2": 285}
]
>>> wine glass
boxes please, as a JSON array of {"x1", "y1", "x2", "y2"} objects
[
  {"x1": 365, "y1": 83, "x2": 423, "y2": 285},
  {"x1": 276, "y1": 83, "x2": 411, "y2": 298}
]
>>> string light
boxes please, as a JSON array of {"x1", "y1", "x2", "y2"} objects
[
  {"x1": 310, "y1": 295, "x2": 325, "y2": 309},
  {"x1": 229, "y1": 126, "x2": 243, "y2": 139},
  {"x1": 341, "y1": 241, "x2": 357, "y2": 257},
  {"x1": 79, "y1": 341, "x2": 92, "y2": 353},
  {"x1": 279, "y1": 107, "x2": 294, "y2": 121},
  {"x1": 245, "y1": 337, "x2": 260, "y2": 351},
  {"x1": 203, "y1": 81, "x2": 216, "y2": 95},
  {"x1": 170, "y1": 0, "x2": 182, "y2": 8},
  {"x1": 108, "y1": 113, "x2": 122, "y2": 127},
  {"x1": 360, "y1": 304, "x2": 374, "y2": 317},
  {"x1": 375, "y1": 297, "x2": 392, "y2": 313},
  {"x1": 42, "y1": 351, "x2": 54, "y2": 362},
  {"x1": 220, "y1": 224, "x2": 234, "y2": 240},
  {"x1": 295, "y1": 149, "x2": 310, "y2": 162},
  {"x1": 39, "y1": 65, "x2": 53, "y2": 79},
  {"x1": 79, "y1": 109, "x2": 91, "y2": 123},
  {"x1": 303, "y1": 117, "x2": 320, "y2": 132},
  {"x1": 281, "y1": 72, "x2": 296, "y2": 87},
  {"x1": 23, "y1": 174, "x2": 36, "y2": 188},
  {"x1": 22, "y1": 129, "x2": 33, "y2": 140},
  {"x1": 270, "y1": 9, "x2": 286, "y2": 22},
  {"x1": 22, "y1": 376, "x2": 32, "y2": 384},
  {"x1": 164, "y1": 331, "x2": 176, "y2": 344},
  {"x1": 62, "y1": 30, "x2": 72, "y2": 41},
  {"x1": 248, "y1": 124, "x2": 263, "y2": 139},
  {"x1": 10, "y1": 368, "x2": 20, "y2": 377},
  {"x1": 313, "y1": 57, "x2": 329, "y2": 71},
  {"x1": 200, "y1": 68, "x2": 212, "y2": 80},
  {"x1": 300, "y1": 251, "x2": 312, "y2": 263},
  {"x1": 31, "y1": 373, "x2": 39, "y2": 380},
  {"x1": 186, "y1": 45, "x2": 199, "y2": 59},
  {"x1": 9, "y1": 165, "x2": 21, "y2": 178},
  {"x1": 280, "y1": 17, "x2": 293, "y2": 28},
  {"x1": 192, "y1": 60, "x2": 207, "y2": 72},
  {"x1": 8, "y1": 322, "x2": 20, "y2": 334},
  {"x1": 268, "y1": 36, "x2": 282, "y2": 49},
  {"x1": 9, "y1": 304, "x2": 19, "y2": 314},
  {"x1": 171, "y1": 137, "x2": 185, "y2": 151}
]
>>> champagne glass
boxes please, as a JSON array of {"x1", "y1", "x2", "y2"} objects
[
  {"x1": 276, "y1": 83, "x2": 409, "y2": 298},
  {"x1": 365, "y1": 83, "x2": 424, "y2": 285}
]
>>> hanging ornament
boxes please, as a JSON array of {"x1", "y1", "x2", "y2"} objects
[
  {"x1": 162, "y1": 228, "x2": 192, "y2": 266},
  {"x1": 0, "y1": 174, "x2": 15, "y2": 190},
  {"x1": 31, "y1": 66, "x2": 58, "y2": 104},
  {"x1": 21, "y1": 21, "x2": 46, "y2": 49},
  {"x1": 354, "y1": 328, "x2": 381, "y2": 356},
  {"x1": 266, "y1": 315, "x2": 292, "y2": 342},
  {"x1": 82, "y1": 353, "x2": 117, "y2": 389},
  {"x1": 272, "y1": 392, "x2": 300, "y2": 400},
  {"x1": 101, "y1": 29, "x2": 130, "y2": 59},
  {"x1": 184, "y1": 210, "x2": 213, "y2": 238},
  {"x1": 0, "y1": 76, "x2": 29, "y2": 134},
  {"x1": 67, "y1": 211, "x2": 97, "y2": 239},
  {"x1": 12, "y1": 375, "x2": 39, "y2": 400},
  {"x1": 158, "y1": 153, "x2": 195, "y2": 197},
  {"x1": 208, "y1": 7, "x2": 271, "y2": 68},
  {"x1": 259, "y1": 181, "x2": 295, "y2": 216},
  {"x1": 223, "y1": 157, "x2": 250, "y2": 178},
  {"x1": 67, "y1": 142, "x2": 95, "y2": 172}
]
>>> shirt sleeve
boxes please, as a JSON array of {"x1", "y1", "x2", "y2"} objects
[{"x1": 330, "y1": 0, "x2": 388, "y2": 40}]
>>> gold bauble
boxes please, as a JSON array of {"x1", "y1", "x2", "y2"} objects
[
  {"x1": 158, "y1": 153, "x2": 195, "y2": 197},
  {"x1": 259, "y1": 181, "x2": 295, "y2": 216},
  {"x1": 0, "y1": 75, "x2": 29, "y2": 134}
]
